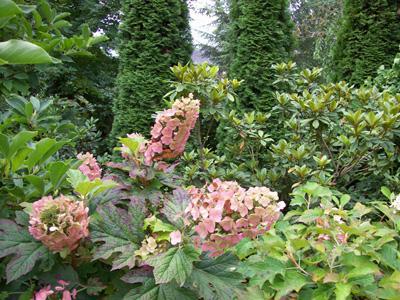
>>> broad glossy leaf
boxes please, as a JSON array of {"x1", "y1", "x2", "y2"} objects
[
  {"x1": 0, "y1": 0, "x2": 22, "y2": 18},
  {"x1": 147, "y1": 245, "x2": 200, "y2": 286},
  {"x1": 8, "y1": 130, "x2": 37, "y2": 158},
  {"x1": 0, "y1": 40, "x2": 57, "y2": 64},
  {"x1": 26, "y1": 138, "x2": 66, "y2": 169},
  {"x1": 47, "y1": 161, "x2": 70, "y2": 189},
  {"x1": 91, "y1": 203, "x2": 145, "y2": 270}
]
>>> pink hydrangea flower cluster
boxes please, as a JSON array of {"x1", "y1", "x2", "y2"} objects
[
  {"x1": 144, "y1": 94, "x2": 200, "y2": 165},
  {"x1": 34, "y1": 279, "x2": 77, "y2": 300},
  {"x1": 29, "y1": 195, "x2": 89, "y2": 252},
  {"x1": 77, "y1": 152, "x2": 102, "y2": 180},
  {"x1": 186, "y1": 179, "x2": 286, "y2": 256}
]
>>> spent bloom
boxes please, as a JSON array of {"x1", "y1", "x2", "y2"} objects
[
  {"x1": 144, "y1": 94, "x2": 200, "y2": 165},
  {"x1": 29, "y1": 195, "x2": 89, "y2": 252},
  {"x1": 77, "y1": 152, "x2": 102, "y2": 180},
  {"x1": 186, "y1": 179, "x2": 285, "y2": 256}
]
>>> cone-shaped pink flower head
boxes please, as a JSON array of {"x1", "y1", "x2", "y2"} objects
[
  {"x1": 77, "y1": 152, "x2": 102, "y2": 181},
  {"x1": 186, "y1": 179, "x2": 284, "y2": 256},
  {"x1": 29, "y1": 195, "x2": 89, "y2": 252},
  {"x1": 144, "y1": 94, "x2": 200, "y2": 165}
]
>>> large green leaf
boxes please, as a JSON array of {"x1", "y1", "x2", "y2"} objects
[
  {"x1": 161, "y1": 188, "x2": 191, "y2": 228},
  {"x1": 8, "y1": 130, "x2": 37, "y2": 159},
  {"x1": 91, "y1": 203, "x2": 145, "y2": 270},
  {"x1": 26, "y1": 138, "x2": 66, "y2": 169},
  {"x1": 147, "y1": 245, "x2": 200, "y2": 286},
  {"x1": 272, "y1": 270, "x2": 309, "y2": 299},
  {"x1": 0, "y1": 219, "x2": 51, "y2": 283},
  {"x1": 238, "y1": 256, "x2": 286, "y2": 287},
  {"x1": 335, "y1": 283, "x2": 352, "y2": 300},
  {"x1": 0, "y1": 0, "x2": 22, "y2": 18},
  {"x1": 47, "y1": 161, "x2": 71, "y2": 190},
  {"x1": 187, "y1": 253, "x2": 244, "y2": 300},
  {"x1": 123, "y1": 278, "x2": 196, "y2": 300},
  {"x1": 0, "y1": 39, "x2": 57, "y2": 65}
]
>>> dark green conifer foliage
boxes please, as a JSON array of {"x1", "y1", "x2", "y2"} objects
[
  {"x1": 111, "y1": 0, "x2": 192, "y2": 139},
  {"x1": 228, "y1": 0, "x2": 294, "y2": 112},
  {"x1": 332, "y1": 0, "x2": 400, "y2": 84}
]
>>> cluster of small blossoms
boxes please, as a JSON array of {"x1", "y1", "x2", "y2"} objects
[
  {"x1": 144, "y1": 94, "x2": 200, "y2": 165},
  {"x1": 391, "y1": 195, "x2": 400, "y2": 213},
  {"x1": 77, "y1": 152, "x2": 102, "y2": 180},
  {"x1": 29, "y1": 195, "x2": 89, "y2": 252},
  {"x1": 185, "y1": 179, "x2": 285, "y2": 256},
  {"x1": 34, "y1": 280, "x2": 77, "y2": 300}
]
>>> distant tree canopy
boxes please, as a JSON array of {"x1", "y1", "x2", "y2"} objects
[
  {"x1": 111, "y1": 0, "x2": 192, "y2": 140},
  {"x1": 332, "y1": 0, "x2": 400, "y2": 84},
  {"x1": 228, "y1": 0, "x2": 294, "y2": 112}
]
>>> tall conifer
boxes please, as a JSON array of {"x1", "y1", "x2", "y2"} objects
[
  {"x1": 111, "y1": 0, "x2": 192, "y2": 139},
  {"x1": 332, "y1": 0, "x2": 400, "y2": 84}
]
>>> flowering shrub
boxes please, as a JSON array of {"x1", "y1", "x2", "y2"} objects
[
  {"x1": 77, "y1": 152, "x2": 102, "y2": 180},
  {"x1": 144, "y1": 94, "x2": 200, "y2": 164},
  {"x1": 29, "y1": 195, "x2": 89, "y2": 253},
  {"x1": 186, "y1": 179, "x2": 285, "y2": 256}
]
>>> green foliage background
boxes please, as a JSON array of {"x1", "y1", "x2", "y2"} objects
[
  {"x1": 228, "y1": 0, "x2": 294, "y2": 112},
  {"x1": 332, "y1": 0, "x2": 400, "y2": 84},
  {"x1": 110, "y1": 0, "x2": 192, "y2": 140}
]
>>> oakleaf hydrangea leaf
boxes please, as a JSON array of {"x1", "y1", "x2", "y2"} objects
[
  {"x1": 0, "y1": 219, "x2": 51, "y2": 283},
  {"x1": 147, "y1": 245, "x2": 200, "y2": 286},
  {"x1": 123, "y1": 278, "x2": 196, "y2": 300},
  {"x1": 161, "y1": 188, "x2": 191, "y2": 228},
  {"x1": 90, "y1": 203, "x2": 145, "y2": 270},
  {"x1": 186, "y1": 253, "x2": 244, "y2": 300}
]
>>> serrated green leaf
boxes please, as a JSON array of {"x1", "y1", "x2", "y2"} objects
[
  {"x1": 123, "y1": 278, "x2": 196, "y2": 300},
  {"x1": 161, "y1": 188, "x2": 191, "y2": 228},
  {"x1": 91, "y1": 203, "x2": 145, "y2": 270},
  {"x1": 272, "y1": 270, "x2": 308, "y2": 299},
  {"x1": 187, "y1": 253, "x2": 244, "y2": 300},
  {"x1": 0, "y1": 219, "x2": 51, "y2": 283},
  {"x1": 147, "y1": 245, "x2": 200, "y2": 286},
  {"x1": 298, "y1": 208, "x2": 323, "y2": 223},
  {"x1": 335, "y1": 283, "x2": 352, "y2": 300},
  {"x1": 238, "y1": 256, "x2": 286, "y2": 287}
]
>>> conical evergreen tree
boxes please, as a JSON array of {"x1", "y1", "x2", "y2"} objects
[
  {"x1": 228, "y1": 0, "x2": 294, "y2": 112},
  {"x1": 332, "y1": 0, "x2": 400, "y2": 84},
  {"x1": 111, "y1": 0, "x2": 192, "y2": 139}
]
